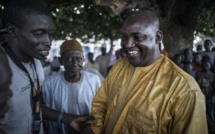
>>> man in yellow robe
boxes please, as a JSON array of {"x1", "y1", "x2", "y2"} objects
[{"x1": 83, "y1": 10, "x2": 208, "y2": 134}]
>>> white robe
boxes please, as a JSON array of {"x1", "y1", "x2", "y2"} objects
[{"x1": 42, "y1": 71, "x2": 101, "y2": 134}]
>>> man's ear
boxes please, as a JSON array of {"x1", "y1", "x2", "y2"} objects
[
  {"x1": 6, "y1": 23, "x2": 16, "y2": 37},
  {"x1": 58, "y1": 57, "x2": 63, "y2": 65},
  {"x1": 155, "y1": 30, "x2": 163, "y2": 44}
]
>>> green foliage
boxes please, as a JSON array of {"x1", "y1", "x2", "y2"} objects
[
  {"x1": 49, "y1": 1, "x2": 142, "y2": 43},
  {"x1": 0, "y1": 0, "x2": 136, "y2": 44},
  {"x1": 51, "y1": 3, "x2": 123, "y2": 43},
  {"x1": 0, "y1": 0, "x2": 214, "y2": 43},
  {"x1": 50, "y1": 1, "x2": 215, "y2": 43},
  {"x1": 196, "y1": 0, "x2": 215, "y2": 37}
]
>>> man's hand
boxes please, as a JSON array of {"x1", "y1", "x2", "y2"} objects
[
  {"x1": 62, "y1": 114, "x2": 96, "y2": 132},
  {"x1": 81, "y1": 124, "x2": 94, "y2": 134}
]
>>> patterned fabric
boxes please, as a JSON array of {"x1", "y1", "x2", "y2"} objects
[{"x1": 91, "y1": 55, "x2": 208, "y2": 134}]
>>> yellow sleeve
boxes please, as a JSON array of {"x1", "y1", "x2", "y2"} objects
[
  {"x1": 171, "y1": 89, "x2": 208, "y2": 134},
  {"x1": 90, "y1": 59, "x2": 125, "y2": 134},
  {"x1": 90, "y1": 73, "x2": 110, "y2": 134}
]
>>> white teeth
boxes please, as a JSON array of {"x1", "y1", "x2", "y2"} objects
[
  {"x1": 40, "y1": 51, "x2": 48, "y2": 54},
  {"x1": 128, "y1": 51, "x2": 138, "y2": 54}
]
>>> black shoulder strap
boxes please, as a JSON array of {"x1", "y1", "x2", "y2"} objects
[
  {"x1": 2, "y1": 43, "x2": 41, "y2": 134},
  {"x1": 3, "y1": 44, "x2": 35, "y2": 88}
]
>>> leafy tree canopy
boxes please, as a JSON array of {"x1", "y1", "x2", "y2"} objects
[
  {"x1": 196, "y1": 1, "x2": 215, "y2": 37},
  {"x1": 43, "y1": 0, "x2": 215, "y2": 43},
  {"x1": 44, "y1": 1, "x2": 141, "y2": 44},
  {"x1": 50, "y1": 3, "x2": 123, "y2": 43},
  {"x1": 0, "y1": 0, "x2": 214, "y2": 44}
]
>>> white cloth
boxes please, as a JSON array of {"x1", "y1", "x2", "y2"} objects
[
  {"x1": 0, "y1": 55, "x2": 44, "y2": 134},
  {"x1": 95, "y1": 53, "x2": 112, "y2": 77},
  {"x1": 84, "y1": 62, "x2": 100, "y2": 71},
  {"x1": 84, "y1": 69, "x2": 105, "y2": 82},
  {"x1": 43, "y1": 65, "x2": 63, "y2": 78},
  {"x1": 42, "y1": 71, "x2": 101, "y2": 134}
]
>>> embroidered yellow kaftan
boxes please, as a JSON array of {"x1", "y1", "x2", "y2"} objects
[{"x1": 91, "y1": 55, "x2": 208, "y2": 134}]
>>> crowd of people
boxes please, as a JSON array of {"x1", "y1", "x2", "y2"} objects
[
  {"x1": 173, "y1": 40, "x2": 215, "y2": 133},
  {"x1": 0, "y1": 0, "x2": 213, "y2": 134}
]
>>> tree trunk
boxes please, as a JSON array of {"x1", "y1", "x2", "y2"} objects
[{"x1": 161, "y1": 23, "x2": 195, "y2": 58}]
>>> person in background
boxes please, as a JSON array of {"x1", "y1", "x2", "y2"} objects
[
  {"x1": 204, "y1": 39, "x2": 213, "y2": 52},
  {"x1": 173, "y1": 53, "x2": 184, "y2": 68},
  {"x1": 0, "y1": 1, "x2": 54, "y2": 133},
  {"x1": 183, "y1": 48, "x2": 193, "y2": 64},
  {"x1": 193, "y1": 52, "x2": 202, "y2": 72},
  {"x1": 85, "y1": 52, "x2": 100, "y2": 71},
  {"x1": 196, "y1": 44, "x2": 203, "y2": 52},
  {"x1": 83, "y1": 9, "x2": 208, "y2": 134},
  {"x1": 95, "y1": 44, "x2": 113, "y2": 77},
  {"x1": 42, "y1": 39, "x2": 100, "y2": 134},
  {"x1": 196, "y1": 60, "x2": 215, "y2": 134},
  {"x1": 0, "y1": 48, "x2": 12, "y2": 134},
  {"x1": 202, "y1": 55, "x2": 215, "y2": 73},
  {"x1": 196, "y1": 60, "x2": 215, "y2": 103},
  {"x1": 183, "y1": 62, "x2": 196, "y2": 78},
  {"x1": 119, "y1": 48, "x2": 126, "y2": 59},
  {"x1": 107, "y1": 48, "x2": 126, "y2": 73},
  {"x1": 40, "y1": 58, "x2": 51, "y2": 68},
  {"x1": 202, "y1": 39, "x2": 215, "y2": 67},
  {"x1": 84, "y1": 52, "x2": 104, "y2": 82},
  {"x1": 43, "y1": 56, "x2": 63, "y2": 78}
]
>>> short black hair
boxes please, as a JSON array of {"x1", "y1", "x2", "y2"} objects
[
  {"x1": 3, "y1": 0, "x2": 51, "y2": 28},
  {"x1": 202, "y1": 55, "x2": 212, "y2": 63},
  {"x1": 183, "y1": 48, "x2": 192, "y2": 55},
  {"x1": 124, "y1": 9, "x2": 160, "y2": 30},
  {"x1": 204, "y1": 39, "x2": 212, "y2": 46}
]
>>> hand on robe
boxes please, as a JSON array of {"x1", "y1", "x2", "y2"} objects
[{"x1": 62, "y1": 114, "x2": 96, "y2": 132}]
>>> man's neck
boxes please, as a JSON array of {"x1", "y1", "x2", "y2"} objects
[
  {"x1": 7, "y1": 42, "x2": 32, "y2": 63},
  {"x1": 64, "y1": 72, "x2": 81, "y2": 83},
  {"x1": 14, "y1": 51, "x2": 32, "y2": 63}
]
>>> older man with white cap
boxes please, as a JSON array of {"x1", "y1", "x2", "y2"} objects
[{"x1": 42, "y1": 39, "x2": 101, "y2": 134}]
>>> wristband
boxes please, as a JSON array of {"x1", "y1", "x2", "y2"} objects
[{"x1": 57, "y1": 112, "x2": 64, "y2": 125}]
